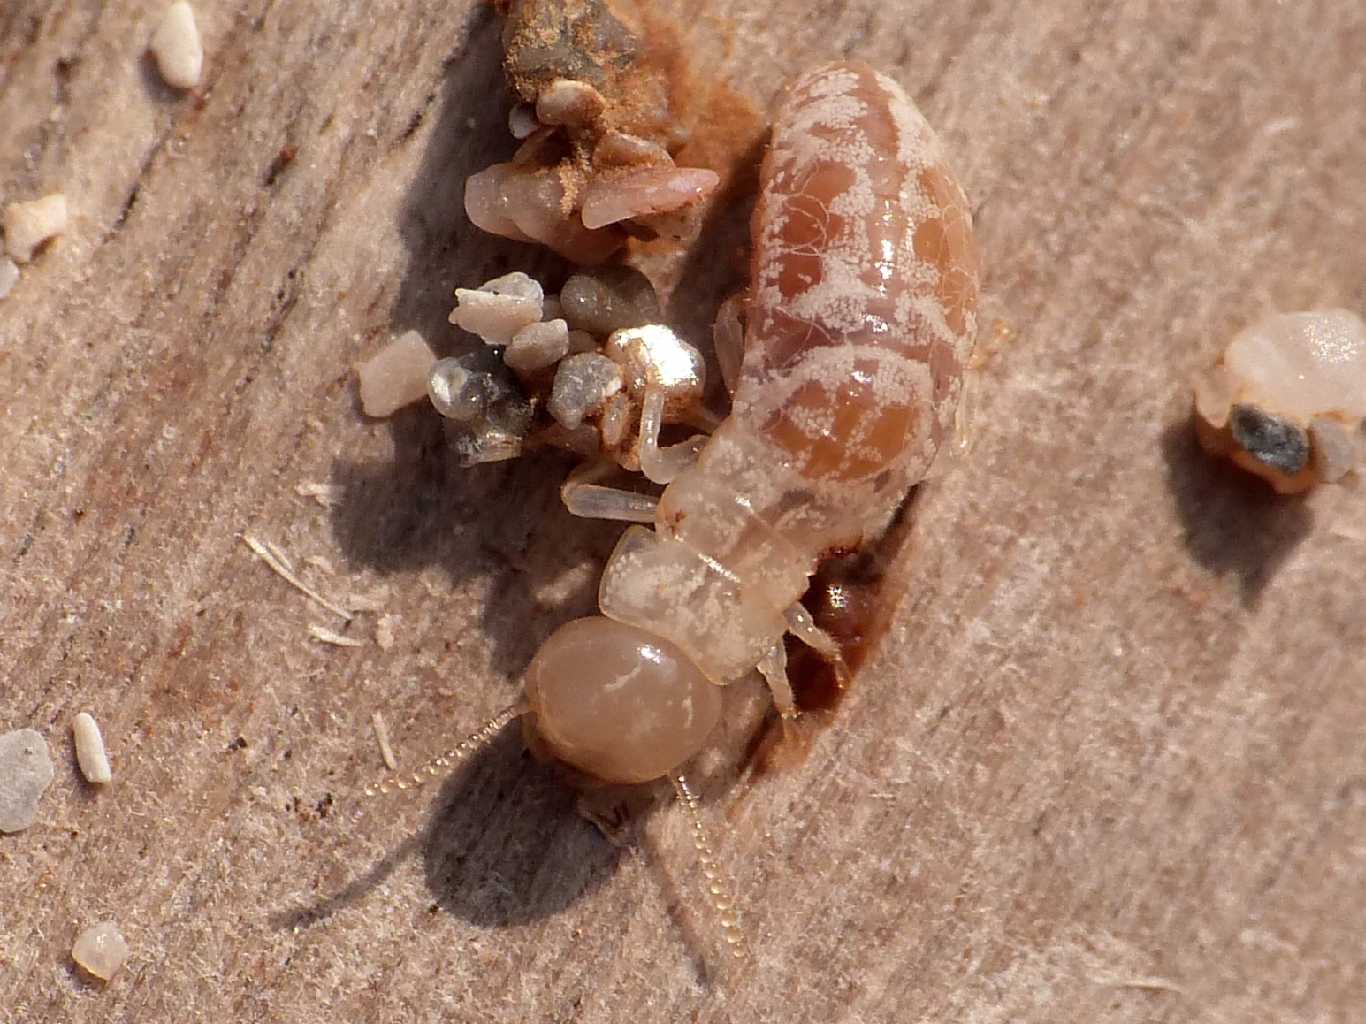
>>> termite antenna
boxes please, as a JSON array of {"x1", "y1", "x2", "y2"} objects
[
  {"x1": 363, "y1": 703, "x2": 525, "y2": 798},
  {"x1": 669, "y1": 770, "x2": 747, "y2": 959}
]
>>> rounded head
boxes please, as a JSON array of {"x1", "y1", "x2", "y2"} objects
[{"x1": 524, "y1": 617, "x2": 722, "y2": 784}]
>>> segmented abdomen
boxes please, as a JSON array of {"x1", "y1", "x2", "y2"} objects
[
  {"x1": 737, "y1": 61, "x2": 978, "y2": 488},
  {"x1": 601, "y1": 62, "x2": 979, "y2": 683}
]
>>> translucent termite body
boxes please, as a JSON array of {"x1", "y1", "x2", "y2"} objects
[
  {"x1": 374, "y1": 59, "x2": 980, "y2": 957},
  {"x1": 521, "y1": 61, "x2": 980, "y2": 783}
]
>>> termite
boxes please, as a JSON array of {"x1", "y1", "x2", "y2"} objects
[{"x1": 371, "y1": 61, "x2": 980, "y2": 955}]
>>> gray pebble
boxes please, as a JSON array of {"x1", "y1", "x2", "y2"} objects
[
  {"x1": 0, "y1": 728, "x2": 54, "y2": 833},
  {"x1": 560, "y1": 267, "x2": 661, "y2": 338},
  {"x1": 549, "y1": 353, "x2": 624, "y2": 430}
]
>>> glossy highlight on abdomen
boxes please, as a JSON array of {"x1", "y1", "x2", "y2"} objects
[{"x1": 737, "y1": 62, "x2": 980, "y2": 488}]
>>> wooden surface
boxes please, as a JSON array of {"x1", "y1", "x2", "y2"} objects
[{"x1": 3, "y1": 2, "x2": 1364, "y2": 1021}]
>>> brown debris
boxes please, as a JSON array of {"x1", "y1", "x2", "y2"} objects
[{"x1": 466, "y1": 0, "x2": 728, "y2": 264}]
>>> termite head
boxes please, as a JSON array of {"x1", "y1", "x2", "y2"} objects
[
  {"x1": 360, "y1": 616, "x2": 746, "y2": 957},
  {"x1": 365, "y1": 617, "x2": 722, "y2": 796},
  {"x1": 522, "y1": 616, "x2": 722, "y2": 785}
]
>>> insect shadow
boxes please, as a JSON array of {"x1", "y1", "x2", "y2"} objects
[
  {"x1": 1160, "y1": 417, "x2": 1313, "y2": 607},
  {"x1": 270, "y1": 728, "x2": 620, "y2": 932},
  {"x1": 315, "y1": 5, "x2": 631, "y2": 930},
  {"x1": 327, "y1": 4, "x2": 621, "y2": 682},
  {"x1": 422, "y1": 728, "x2": 624, "y2": 927},
  {"x1": 661, "y1": 130, "x2": 767, "y2": 404}
]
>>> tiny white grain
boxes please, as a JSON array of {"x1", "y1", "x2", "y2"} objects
[
  {"x1": 308, "y1": 623, "x2": 365, "y2": 648},
  {"x1": 240, "y1": 534, "x2": 352, "y2": 621},
  {"x1": 72, "y1": 921, "x2": 130, "y2": 981},
  {"x1": 72, "y1": 712, "x2": 112, "y2": 784},
  {"x1": 375, "y1": 613, "x2": 400, "y2": 650},
  {"x1": 151, "y1": 2, "x2": 204, "y2": 90},
  {"x1": 4, "y1": 194, "x2": 68, "y2": 264}
]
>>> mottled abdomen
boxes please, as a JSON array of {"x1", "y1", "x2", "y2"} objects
[
  {"x1": 600, "y1": 63, "x2": 979, "y2": 683},
  {"x1": 738, "y1": 61, "x2": 979, "y2": 487}
]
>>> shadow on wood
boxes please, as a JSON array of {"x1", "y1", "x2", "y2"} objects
[{"x1": 1160, "y1": 417, "x2": 1312, "y2": 607}]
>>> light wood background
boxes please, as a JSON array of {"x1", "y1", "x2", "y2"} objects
[{"x1": 2, "y1": 2, "x2": 1363, "y2": 1021}]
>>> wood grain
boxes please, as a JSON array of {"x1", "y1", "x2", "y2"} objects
[{"x1": 2, "y1": 2, "x2": 1363, "y2": 1021}]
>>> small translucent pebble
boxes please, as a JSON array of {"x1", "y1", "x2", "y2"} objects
[
  {"x1": 72, "y1": 712, "x2": 112, "y2": 785},
  {"x1": 428, "y1": 358, "x2": 483, "y2": 422},
  {"x1": 450, "y1": 272, "x2": 544, "y2": 345},
  {"x1": 603, "y1": 324, "x2": 705, "y2": 411},
  {"x1": 560, "y1": 266, "x2": 662, "y2": 337},
  {"x1": 505, "y1": 319, "x2": 570, "y2": 374},
  {"x1": 356, "y1": 331, "x2": 436, "y2": 417},
  {"x1": 4, "y1": 194, "x2": 68, "y2": 264},
  {"x1": 451, "y1": 421, "x2": 527, "y2": 465},
  {"x1": 599, "y1": 392, "x2": 631, "y2": 449},
  {"x1": 429, "y1": 351, "x2": 534, "y2": 465},
  {"x1": 1222, "y1": 310, "x2": 1366, "y2": 420},
  {"x1": 1195, "y1": 309, "x2": 1366, "y2": 491},
  {"x1": 150, "y1": 2, "x2": 203, "y2": 90},
  {"x1": 0, "y1": 729, "x2": 54, "y2": 833},
  {"x1": 469, "y1": 371, "x2": 532, "y2": 447},
  {"x1": 0, "y1": 257, "x2": 18, "y2": 299},
  {"x1": 535, "y1": 78, "x2": 606, "y2": 127},
  {"x1": 580, "y1": 166, "x2": 720, "y2": 229},
  {"x1": 72, "y1": 921, "x2": 130, "y2": 981},
  {"x1": 548, "y1": 353, "x2": 624, "y2": 430}
]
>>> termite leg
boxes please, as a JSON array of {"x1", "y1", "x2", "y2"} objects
[
  {"x1": 562, "y1": 484, "x2": 659, "y2": 522},
  {"x1": 561, "y1": 459, "x2": 659, "y2": 522},
  {"x1": 756, "y1": 640, "x2": 799, "y2": 720},
  {"x1": 784, "y1": 604, "x2": 850, "y2": 688},
  {"x1": 712, "y1": 293, "x2": 744, "y2": 397},
  {"x1": 639, "y1": 387, "x2": 706, "y2": 485}
]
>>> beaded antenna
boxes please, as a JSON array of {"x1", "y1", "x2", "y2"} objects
[
  {"x1": 362, "y1": 703, "x2": 523, "y2": 797},
  {"x1": 669, "y1": 771, "x2": 747, "y2": 959},
  {"x1": 360, "y1": 703, "x2": 749, "y2": 956}
]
